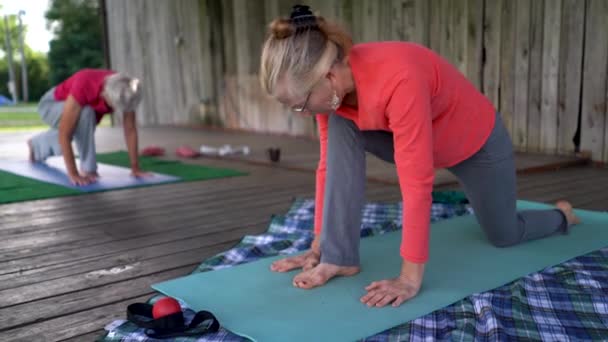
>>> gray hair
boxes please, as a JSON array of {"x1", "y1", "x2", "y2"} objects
[{"x1": 103, "y1": 72, "x2": 142, "y2": 114}]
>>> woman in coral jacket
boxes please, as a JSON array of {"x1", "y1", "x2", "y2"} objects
[{"x1": 259, "y1": 5, "x2": 579, "y2": 308}]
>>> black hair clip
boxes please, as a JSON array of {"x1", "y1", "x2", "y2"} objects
[{"x1": 290, "y1": 4, "x2": 318, "y2": 32}]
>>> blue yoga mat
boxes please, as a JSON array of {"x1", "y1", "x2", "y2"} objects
[
  {"x1": 153, "y1": 201, "x2": 608, "y2": 342},
  {"x1": 0, "y1": 157, "x2": 180, "y2": 192}
]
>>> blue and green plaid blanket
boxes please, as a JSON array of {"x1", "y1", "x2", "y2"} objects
[{"x1": 100, "y1": 194, "x2": 608, "y2": 341}]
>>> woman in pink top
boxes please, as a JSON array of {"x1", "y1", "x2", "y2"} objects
[
  {"x1": 259, "y1": 5, "x2": 580, "y2": 308},
  {"x1": 28, "y1": 69, "x2": 146, "y2": 186}
]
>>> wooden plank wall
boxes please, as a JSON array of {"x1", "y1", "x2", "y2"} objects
[
  {"x1": 104, "y1": 0, "x2": 608, "y2": 162},
  {"x1": 581, "y1": 0, "x2": 608, "y2": 162},
  {"x1": 213, "y1": 0, "x2": 317, "y2": 136},
  {"x1": 105, "y1": 0, "x2": 209, "y2": 126}
]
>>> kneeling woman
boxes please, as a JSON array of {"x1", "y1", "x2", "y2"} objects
[
  {"x1": 29, "y1": 68, "x2": 145, "y2": 186},
  {"x1": 259, "y1": 5, "x2": 580, "y2": 308}
]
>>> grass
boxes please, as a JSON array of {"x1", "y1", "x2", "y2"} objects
[
  {"x1": 0, "y1": 126, "x2": 49, "y2": 132},
  {"x1": 0, "y1": 108, "x2": 112, "y2": 132},
  {"x1": 14, "y1": 102, "x2": 39, "y2": 107},
  {"x1": 2, "y1": 102, "x2": 38, "y2": 108}
]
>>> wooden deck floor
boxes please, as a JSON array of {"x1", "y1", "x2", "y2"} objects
[
  {"x1": 0, "y1": 127, "x2": 607, "y2": 341},
  {"x1": 91, "y1": 126, "x2": 589, "y2": 186}
]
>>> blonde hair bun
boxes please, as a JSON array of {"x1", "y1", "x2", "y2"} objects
[
  {"x1": 269, "y1": 18, "x2": 294, "y2": 39},
  {"x1": 259, "y1": 4, "x2": 352, "y2": 98}
]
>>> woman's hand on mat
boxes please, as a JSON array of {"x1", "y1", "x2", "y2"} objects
[
  {"x1": 131, "y1": 169, "x2": 152, "y2": 178},
  {"x1": 361, "y1": 261, "x2": 424, "y2": 307},
  {"x1": 81, "y1": 171, "x2": 99, "y2": 182},
  {"x1": 361, "y1": 277, "x2": 421, "y2": 308},
  {"x1": 69, "y1": 173, "x2": 93, "y2": 186}
]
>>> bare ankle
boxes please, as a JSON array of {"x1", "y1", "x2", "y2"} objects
[
  {"x1": 555, "y1": 200, "x2": 580, "y2": 226},
  {"x1": 27, "y1": 140, "x2": 35, "y2": 162}
]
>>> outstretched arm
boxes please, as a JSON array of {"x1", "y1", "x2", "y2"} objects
[
  {"x1": 361, "y1": 72, "x2": 434, "y2": 307},
  {"x1": 58, "y1": 95, "x2": 92, "y2": 186},
  {"x1": 123, "y1": 111, "x2": 148, "y2": 177}
]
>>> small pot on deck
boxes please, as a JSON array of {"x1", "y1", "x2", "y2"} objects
[{"x1": 267, "y1": 147, "x2": 281, "y2": 163}]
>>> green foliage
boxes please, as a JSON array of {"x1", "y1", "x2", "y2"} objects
[
  {"x1": 23, "y1": 50, "x2": 51, "y2": 100},
  {"x1": 0, "y1": 10, "x2": 50, "y2": 101},
  {"x1": 45, "y1": 0, "x2": 105, "y2": 85},
  {"x1": 0, "y1": 0, "x2": 104, "y2": 101},
  {"x1": 0, "y1": 49, "x2": 51, "y2": 101},
  {"x1": 0, "y1": 13, "x2": 22, "y2": 56}
]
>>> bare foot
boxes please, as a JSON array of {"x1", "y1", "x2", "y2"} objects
[
  {"x1": 293, "y1": 263, "x2": 360, "y2": 289},
  {"x1": 556, "y1": 200, "x2": 581, "y2": 225},
  {"x1": 27, "y1": 139, "x2": 35, "y2": 162},
  {"x1": 270, "y1": 249, "x2": 320, "y2": 272}
]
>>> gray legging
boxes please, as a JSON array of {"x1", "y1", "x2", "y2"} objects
[
  {"x1": 30, "y1": 87, "x2": 98, "y2": 172},
  {"x1": 320, "y1": 111, "x2": 567, "y2": 266}
]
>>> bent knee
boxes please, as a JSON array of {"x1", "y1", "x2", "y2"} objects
[
  {"x1": 477, "y1": 215, "x2": 522, "y2": 248},
  {"x1": 485, "y1": 229, "x2": 522, "y2": 248},
  {"x1": 487, "y1": 236, "x2": 518, "y2": 248}
]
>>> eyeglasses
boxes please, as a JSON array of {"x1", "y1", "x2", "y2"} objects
[{"x1": 291, "y1": 90, "x2": 312, "y2": 113}]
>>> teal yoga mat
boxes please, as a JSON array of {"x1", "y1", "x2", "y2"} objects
[{"x1": 153, "y1": 201, "x2": 608, "y2": 342}]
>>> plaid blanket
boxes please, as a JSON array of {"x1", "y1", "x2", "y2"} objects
[{"x1": 100, "y1": 194, "x2": 608, "y2": 341}]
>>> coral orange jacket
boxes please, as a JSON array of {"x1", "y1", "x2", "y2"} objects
[{"x1": 314, "y1": 42, "x2": 496, "y2": 263}]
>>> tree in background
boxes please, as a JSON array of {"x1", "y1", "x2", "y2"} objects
[
  {"x1": 0, "y1": 10, "x2": 50, "y2": 101},
  {"x1": 23, "y1": 50, "x2": 51, "y2": 99},
  {"x1": 0, "y1": 51, "x2": 51, "y2": 101},
  {"x1": 45, "y1": 0, "x2": 104, "y2": 85}
]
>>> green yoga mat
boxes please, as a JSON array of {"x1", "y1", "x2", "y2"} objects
[
  {"x1": 0, "y1": 151, "x2": 247, "y2": 204},
  {"x1": 153, "y1": 201, "x2": 608, "y2": 342}
]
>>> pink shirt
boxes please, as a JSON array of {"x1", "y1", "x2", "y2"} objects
[
  {"x1": 54, "y1": 69, "x2": 116, "y2": 124},
  {"x1": 314, "y1": 42, "x2": 496, "y2": 263}
]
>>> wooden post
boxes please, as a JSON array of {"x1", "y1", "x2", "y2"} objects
[
  {"x1": 482, "y1": 0, "x2": 502, "y2": 107},
  {"x1": 526, "y1": 0, "x2": 544, "y2": 152},
  {"x1": 513, "y1": 0, "x2": 531, "y2": 149},
  {"x1": 465, "y1": 0, "x2": 483, "y2": 90},
  {"x1": 539, "y1": 0, "x2": 562, "y2": 154},
  {"x1": 428, "y1": 0, "x2": 441, "y2": 52},
  {"x1": 499, "y1": 0, "x2": 515, "y2": 136},
  {"x1": 452, "y1": 0, "x2": 467, "y2": 75},
  {"x1": 557, "y1": 0, "x2": 585, "y2": 154},
  {"x1": 581, "y1": 0, "x2": 608, "y2": 162}
]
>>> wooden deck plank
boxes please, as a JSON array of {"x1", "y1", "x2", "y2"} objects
[
  {"x1": 0, "y1": 184, "x2": 399, "y2": 281},
  {"x1": 0, "y1": 265, "x2": 195, "y2": 332},
  {"x1": 0, "y1": 165, "x2": 294, "y2": 222},
  {"x1": 60, "y1": 331, "x2": 106, "y2": 342},
  {"x1": 2, "y1": 126, "x2": 588, "y2": 190},
  {"x1": 0, "y1": 185, "x2": 313, "y2": 274},
  {"x1": 518, "y1": 176, "x2": 605, "y2": 200},
  {"x1": 438, "y1": 167, "x2": 608, "y2": 211},
  {"x1": 0, "y1": 184, "x2": 400, "y2": 282},
  {"x1": 0, "y1": 170, "x2": 311, "y2": 237},
  {"x1": 0, "y1": 227, "x2": 255, "y2": 308},
  {"x1": 0, "y1": 180, "x2": 311, "y2": 252},
  {"x1": 516, "y1": 169, "x2": 595, "y2": 193},
  {"x1": 0, "y1": 201, "x2": 304, "y2": 266},
  {"x1": 0, "y1": 219, "x2": 275, "y2": 291},
  {"x1": 0, "y1": 198, "x2": 294, "y2": 276},
  {"x1": 0, "y1": 294, "x2": 152, "y2": 342},
  {"x1": 0, "y1": 189, "x2": 404, "y2": 336},
  {"x1": 528, "y1": 176, "x2": 608, "y2": 205}
]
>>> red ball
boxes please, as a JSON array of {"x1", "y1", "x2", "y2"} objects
[{"x1": 152, "y1": 297, "x2": 182, "y2": 319}]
